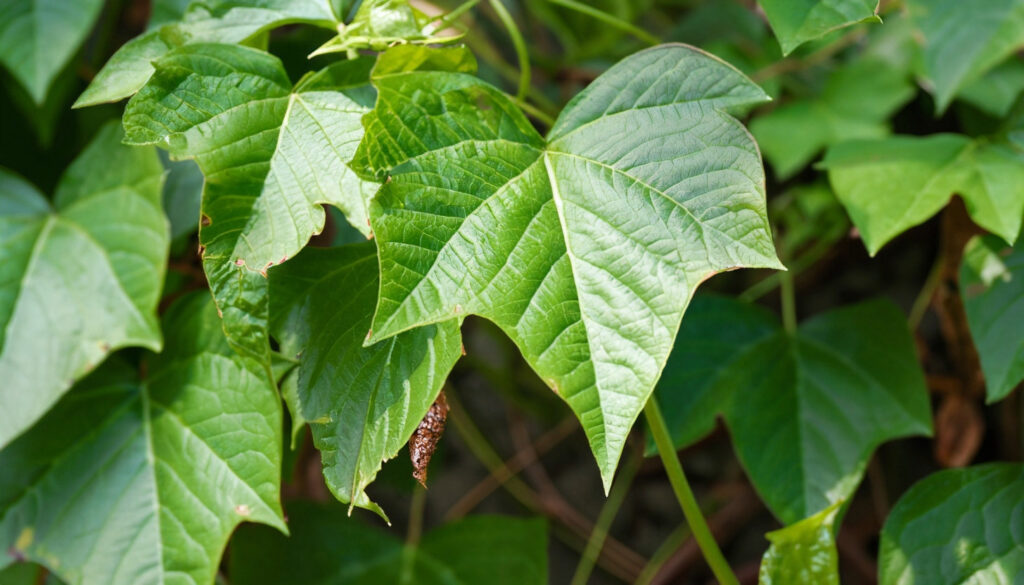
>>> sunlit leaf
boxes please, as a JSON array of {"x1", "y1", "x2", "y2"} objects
[{"x1": 759, "y1": 502, "x2": 841, "y2": 585}]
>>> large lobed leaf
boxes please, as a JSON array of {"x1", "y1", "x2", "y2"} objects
[
  {"x1": 123, "y1": 43, "x2": 378, "y2": 367},
  {"x1": 961, "y1": 235, "x2": 1024, "y2": 403},
  {"x1": 879, "y1": 463, "x2": 1024, "y2": 585},
  {"x1": 231, "y1": 502, "x2": 548, "y2": 585},
  {"x1": 0, "y1": 293, "x2": 285, "y2": 585},
  {"x1": 759, "y1": 0, "x2": 879, "y2": 55},
  {"x1": 354, "y1": 43, "x2": 781, "y2": 489},
  {"x1": 823, "y1": 134, "x2": 1024, "y2": 256},
  {"x1": 0, "y1": 123, "x2": 168, "y2": 449},
  {"x1": 269, "y1": 243, "x2": 462, "y2": 519},
  {"x1": 0, "y1": 0, "x2": 106, "y2": 103}
]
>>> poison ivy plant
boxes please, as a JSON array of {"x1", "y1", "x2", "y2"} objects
[
  {"x1": 268, "y1": 242, "x2": 462, "y2": 518},
  {"x1": 354, "y1": 43, "x2": 781, "y2": 489},
  {"x1": 0, "y1": 123, "x2": 167, "y2": 449},
  {"x1": 0, "y1": 294, "x2": 285, "y2": 585},
  {"x1": 879, "y1": 463, "x2": 1024, "y2": 585},
  {"x1": 759, "y1": 502, "x2": 841, "y2": 585},
  {"x1": 0, "y1": 0, "x2": 105, "y2": 103},
  {"x1": 908, "y1": 0, "x2": 1024, "y2": 113},
  {"x1": 122, "y1": 44, "x2": 378, "y2": 367},
  {"x1": 961, "y1": 235, "x2": 1024, "y2": 402},
  {"x1": 823, "y1": 134, "x2": 1024, "y2": 255},
  {"x1": 751, "y1": 57, "x2": 914, "y2": 179},
  {"x1": 759, "y1": 0, "x2": 879, "y2": 55},
  {"x1": 231, "y1": 502, "x2": 548, "y2": 585},
  {"x1": 654, "y1": 296, "x2": 931, "y2": 523}
]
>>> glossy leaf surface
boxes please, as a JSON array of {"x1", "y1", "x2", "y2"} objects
[
  {"x1": 0, "y1": 124, "x2": 167, "y2": 449},
  {"x1": 823, "y1": 134, "x2": 1024, "y2": 255},
  {"x1": 269, "y1": 243, "x2": 462, "y2": 518},
  {"x1": 759, "y1": 0, "x2": 879, "y2": 55},
  {"x1": 355, "y1": 43, "x2": 781, "y2": 488},
  {"x1": 0, "y1": 294, "x2": 286, "y2": 585},
  {"x1": 879, "y1": 463, "x2": 1024, "y2": 585},
  {"x1": 759, "y1": 503, "x2": 841, "y2": 585},
  {"x1": 654, "y1": 296, "x2": 932, "y2": 524},
  {"x1": 124, "y1": 44, "x2": 377, "y2": 366},
  {"x1": 231, "y1": 502, "x2": 548, "y2": 585},
  {"x1": 961, "y1": 235, "x2": 1024, "y2": 402}
]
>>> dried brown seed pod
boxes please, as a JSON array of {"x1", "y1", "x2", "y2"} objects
[{"x1": 409, "y1": 391, "x2": 449, "y2": 487}]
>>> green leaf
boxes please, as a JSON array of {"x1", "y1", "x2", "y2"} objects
[
  {"x1": 961, "y1": 235, "x2": 1024, "y2": 402},
  {"x1": 0, "y1": 0, "x2": 105, "y2": 103},
  {"x1": 654, "y1": 296, "x2": 932, "y2": 524},
  {"x1": 74, "y1": 0, "x2": 345, "y2": 108},
  {"x1": 759, "y1": 502, "x2": 841, "y2": 585},
  {"x1": 823, "y1": 134, "x2": 1024, "y2": 255},
  {"x1": 0, "y1": 293, "x2": 286, "y2": 585},
  {"x1": 956, "y1": 57, "x2": 1024, "y2": 118},
  {"x1": 355, "y1": 43, "x2": 781, "y2": 489},
  {"x1": 0, "y1": 123, "x2": 167, "y2": 449},
  {"x1": 231, "y1": 502, "x2": 548, "y2": 585},
  {"x1": 149, "y1": 0, "x2": 195, "y2": 28},
  {"x1": 759, "y1": 0, "x2": 879, "y2": 55},
  {"x1": 159, "y1": 151, "x2": 204, "y2": 242},
  {"x1": 123, "y1": 43, "x2": 377, "y2": 367},
  {"x1": 908, "y1": 0, "x2": 1024, "y2": 113},
  {"x1": 751, "y1": 58, "x2": 914, "y2": 179},
  {"x1": 310, "y1": 0, "x2": 460, "y2": 58},
  {"x1": 879, "y1": 463, "x2": 1024, "y2": 585},
  {"x1": 268, "y1": 243, "x2": 462, "y2": 518}
]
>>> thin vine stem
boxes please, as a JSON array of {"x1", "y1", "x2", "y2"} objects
[
  {"x1": 780, "y1": 269, "x2": 797, "y2": 334},
  {"x1": 635, "y1": 523, "x2": 691, "y2": 585},
  {"x1": 428, "y1": 0, "x2": 483, "y2": 32},
  {"x1": 542, "y1": 0, "x2": 660, "y2": 46},
  {"x1": 644, "y1": 398, "x2": 739, "y2": 585},
  {"x1": 487, "y1": 0, "x2": 531, "y2": 101}
]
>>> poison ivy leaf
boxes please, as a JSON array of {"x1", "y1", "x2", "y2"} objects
[
  {"x1": 908, "y1": 0, "x2": 1024, "y2": 113},
  {"x1": 231, "y1": 502, "x2": 547, "y2": 585},
  {"x1": 0, "y1": 0, "x2": 105, "y2": 103},
  {"x1": 879, "y1": 463, "x2": 1024, "y2": 585},
  {"x1": 0, "y1": 294, "x2": 286, "y2": 585},
  {"x1": 74, "y1": 0, "x2": 345, "y2": 108},
  {"x1": 759, "y1": 0, "x2": 879, "y2": 55},
  {"x1": 823, "y1": 134, "x2": 1024, "y2": 255},
  {"x1": 354, "y1": 43, "x2": 781, "y2": 489},
  {"x1": 961, "y1": 235, "x2": 1024, "y2": 403},
  {"x1": 957, "y1": 57, "x2": 1024, "y2": 118},
  {"x1": 269, "y1": 243, "x2": 462, "y2": 518},
  {"x1": 654, "y1": 296, "x2": 932, "y2": 524},
  {"x1": 123, "y1": 44, "x2": 377, "y2": 366},
  {"x1": 759, "y1": 502, "x2": 841, "y2": 585},
  {"x1": 751, "y1": 58, "x2": 914, "y2": 179},
  {"x1": 0, "y1": 123, "x2": 167, "y2": 449}
]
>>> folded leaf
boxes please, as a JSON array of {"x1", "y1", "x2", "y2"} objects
[
  {"x1": 823, "y1": 134, "x2": 1024, "y2": 255},
  {"x1": 0, "y1": 123, "x2": 167, "y2": 449},
  {"x1": 0, "y1": 294, "x2": 286, "y2": 585},
  {"x1": 124, "y1": 44, "x2": 378, "y2": 366},
  {"x1": 654, "y1": 296, "x2": 932, "y2": 524},
  {"x1": 354, "y1": 43, "x2": 781, "y2": 489},
  {"x1": 269, "y1": 243, "x2": 462, "y2": 518},
  {"x1": 231, "y1": 502, "x2": 548, "y2": 585},
  {"x1": 0, "y1": 0, "x2": 105, "y2": 103},
  {"x1": 759, "y1": 0, "x2": 879, "y2": 55},
  {"x1": 759, "y1": 502, "x2": 841, "y2": 585},
  {"x1": 961, "y1": 235, "x2": 1024, "y2": 402},
  {"x1": 879, "y1": 463, "x2": 1024, "y2": 585}
]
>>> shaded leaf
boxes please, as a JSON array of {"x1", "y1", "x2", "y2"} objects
[
  {"x1": 159, "y1": 151, "x2": 204, "y2": 242},
  {"x1": 124, "y1": 44, "x2": 377, "y2": 366},
  {"x1": 823, "y1": 134, "x2": 1024, "y2": 255},
  {"x1": 759, "y1": 0, "x2": 879, "y2": 55},
  {"x1": 956, "y1": 57, "x2": 1024, "y2": 118},
  {"x1": 231, "y1": 502, "x2": 547, "y2": 585},
  {"x1": 654, "y1": 296, "x2": 932, "y2": 524},
  {"x1": 268, "y1": 243, "x2": 461, "y2": 518},
  {"x1": 0, "y1": 123, "x2": 167, "y2": 449},
  {"x1": 0, "y1": 294, "x2": 285, "y2": 585},
  {"x1": 354, "y1": 43, "x2": 780, "y2": 489},
  {"x1": 879, "y1": 463, "x2": 1024, "y2": 585},
  {"x1": 0, "y1": 0, "x2": 105, "y2": 103},
  {"x1": 961, "y1": 235, "x2": 1024, "y2": 402},
  {"x1": 759, "y1": 503, "x2": 841, "y2": 585}
]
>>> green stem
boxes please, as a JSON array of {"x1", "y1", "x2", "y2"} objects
[
  {"x1": 644, "y1": 398, "x2": 738, "y2": 585},
  {"x1": 779, "y1": 269, "x2": 797, "y2": 334},
  {"x1": 487, "y1": 0, "x2": 531, "y2": 101},
  {"x1": 517, "y1": 99, "x2": 556, "y2": 127},
  {"x1": 908, "y1": 255, "x2": 942, "y2": 330},
  {"x1": 635, "y1": 523, "x2": 691, "y2": 585},
  {"x1": 570, "y1": 446, "x2": 641, "y2": 585},
  {"x1": 429, "y1": 0, "x2": 483, "y2": 32},
  {"x1": 542, "y1": 0, "x2": 660, "y2": 45},
  {"x1": 406, "y1": 485, "x2": 426, "y2": 546},
  {"x1": 739, "y1": 231, "x2": 841, "y2": 302}
]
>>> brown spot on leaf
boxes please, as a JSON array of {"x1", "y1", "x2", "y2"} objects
[
  {"x1": 200, "y1": 215, "x2": 211, "y2": 227},
  {"x1": 235, "y1": 504, "x2": 251, "y2": 517},
  {"x1": 235, "y1": 258, "x2": 246, "y2": 267},
  {"x1": 410, "y1": 391, "x2": 449, "y2": 487}
]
